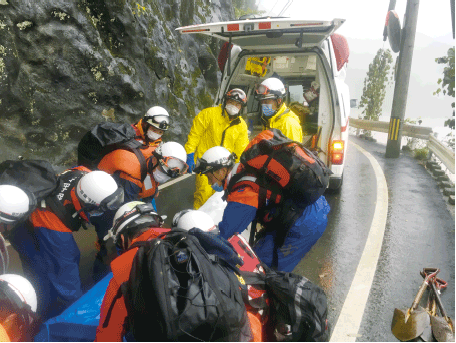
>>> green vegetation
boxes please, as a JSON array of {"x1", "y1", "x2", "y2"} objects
[
  {"x1": 359, "y1": 49, "x2": 394, "y2": 121},
  {"x1": 434, "y1": 47, "x2": 455, "y2": 148},
  {"x1": 414, "y1": 147, "x2": 429, "y2": 161},
  {"x1": 232, "y1": 0, "x2": 265, "y2": 18}
]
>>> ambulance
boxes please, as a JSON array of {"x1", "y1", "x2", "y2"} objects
[{"x1": 177, "y1": 17, "x2": 350, "y2": 191}]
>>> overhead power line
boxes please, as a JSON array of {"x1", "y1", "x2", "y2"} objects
[{"x1": 278, "y1": 0, "x2": 293, "y2": 16}]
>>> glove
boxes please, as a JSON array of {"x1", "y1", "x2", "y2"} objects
[{"x1": 186, "y1": 153, "x2": 195, "y2": 173}]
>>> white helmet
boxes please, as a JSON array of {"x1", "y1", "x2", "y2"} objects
[
  {"x1": 255, "y1": 77, "x2": 286, "y2": 100},
  {"x1": 154, "y1": 142, "x2": 188, "y2": 177},
  {"x1": 105, "y1": 201, "x2": 163, "y2": 245},
  {"x1": 144, "y1": 106, "x2": 171, "y2": 131},
  {"x1": 0, "y1": 185, "x2": 30, "y2": 223},
  {"x1": 193, "y1": 146, "x2": 236, "y2": 174},
  {"x1": 174, "y1": 210, "x2": 217, "y2": 232},
  {"x1": 0, "y1": 274, "x2": 37, "y2": 313},
  {"x1": 76, "y1": 171, "x2": 124, "y2": 213}
]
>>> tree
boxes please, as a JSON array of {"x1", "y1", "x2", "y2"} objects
[
  {"x1": 434, "y1": 47, "x2": 455, "y2": 130},
  {"x1": 232, "y1": 0, "x2": 265, "y2": 19},
  {"x1": 358, "y1": 49, "x2": 394, "y2": 122}
]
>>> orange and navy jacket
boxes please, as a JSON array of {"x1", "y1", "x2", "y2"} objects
[
  {"x1": 97, "y1": 145, "x2": 158, "y2": 201},
  {"x1": 132, "y1": 120, "x2": 162, "y2": 148},
  {"x1": 95, "y1": 227, "x2": 170, "y2": 342},
  {"x1": 30, "y1": 166, "x2": 90, "y2": 233},
  {"x1": 218, "y1": 164, "x2": 281, "y2": 240}
]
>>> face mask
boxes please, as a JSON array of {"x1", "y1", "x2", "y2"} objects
[
  {"x1": 225, "y1": 104, "x2": 240, "y2": 116},
  {"x1": 211, "y1": 183, "x2": 224, "y2": 192},
  {"x1": 147, "y1": 130, "x2": 162, "y2": 141},
  {"x1": 153, "y1": 168, "x2": 171, "y2": 184},
  {"x1": 261, "y1": 103, "x2": 275, "y2": 116}
]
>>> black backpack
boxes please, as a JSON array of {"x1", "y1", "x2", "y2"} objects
[
  {"x1": 77, "y1": 122, "x2": 148, "y2": 181},
  {"x1": 241, "y1": 265, "x2": 329, "y2": 342},
  {"x1": 115, "y1": 229, "x2": 252, "y2": 342},
  {"x1": 0, "y1": 159, "x2": 59, "y2": 216}
]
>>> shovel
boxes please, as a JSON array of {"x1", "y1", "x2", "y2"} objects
[
  {"x1": 391, "y1": 269, "x2": 439, "y2": 341},
  {"x1": 429, "y1": 277, "x2": 455, "y2": 342},
  {"x1": 418, "y1": 291, "x2": 436, "y2": 342}
]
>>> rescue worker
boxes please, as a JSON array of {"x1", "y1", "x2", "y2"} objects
[
  {"x1": 93, "y1": 141, "x2": 188, "y2": 276},
  {"x1": 0, "y1": 274, "x2": 39, "y2": 342},
  {"x1": 256, "y1": 77, "x2": 303, "y2": 142},
  {"x1": 173, "y1": 210, "x2": 265, "y2": 342},
  {"x1": 96, "y1": 201, "x2": 169, "y2": 341},
  {"x1": 0, "y1": 185, "x2": 30, "y2": 233},
  {"x1": 185, "y1": 88, "x2": 249, "y2": 209},
  {"x1": 132, "y1": 106, "x2": 171, "y2": 148},
  {"x1": 193, "y1": 146, "x2": 330, "y2": 273},
  {"x1": 3, "y1": 170, "x2": 124, "y2": 320}
]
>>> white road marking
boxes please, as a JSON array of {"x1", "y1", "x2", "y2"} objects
[
  {"x1": 157, "y1": 173, "x2": 193, "y2": 190},
  {"x1": 330, "y1": 142, "x2": 389, "y2": 342}
]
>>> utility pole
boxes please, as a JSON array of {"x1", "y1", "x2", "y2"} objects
[
  {"x1": 451, "y1": 0, "x2": 455, "y2": 39},
  {"x1": 385, "y1": 0, "x2": 420, "y2": 158}
]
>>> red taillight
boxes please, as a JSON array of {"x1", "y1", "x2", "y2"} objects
[{"x1": 331, "y1": 140, "x2": 344, "y2": 165}]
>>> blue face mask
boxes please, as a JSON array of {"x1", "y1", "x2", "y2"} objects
[
  {"x1": 211, "y1": 183, "x2": 224, "y2": 192},
  {"x1": 261, "y1": 103, "x2": 275, "y2": 116}
]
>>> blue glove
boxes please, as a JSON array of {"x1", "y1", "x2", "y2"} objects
[{"x1": 186, "y1": 153, "x2": 195, "y2": 173}]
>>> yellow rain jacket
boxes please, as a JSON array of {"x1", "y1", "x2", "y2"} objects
[
  {"x1": 264, "y1": 103, "x2": 303, "y2": 142},
  {"x1": 185, "y1": 105, "x2": 249, "y2": 209}
]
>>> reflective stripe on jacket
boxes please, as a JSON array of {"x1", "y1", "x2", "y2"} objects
[
  {"x1": 184, "y1": 105, "x2": 249, "y2": 161},
  {"x1": 265, "y1": 103, "x2": 303, "y2": 142}
]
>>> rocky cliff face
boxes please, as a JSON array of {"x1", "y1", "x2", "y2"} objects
[{"x1": 0, "y1": 0, "x2": 233, "y2": 166}]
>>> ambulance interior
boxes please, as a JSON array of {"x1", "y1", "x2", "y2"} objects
[{"x1": 227, "y1": 51, "x2": 333, "y2": 149}]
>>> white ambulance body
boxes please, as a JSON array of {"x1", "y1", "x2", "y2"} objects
[{"x1": 177, "y1": 17, "x2": 350, "y2": 191}]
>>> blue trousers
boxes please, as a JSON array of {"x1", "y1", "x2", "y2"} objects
[
  {"x1": 9, "y1": 223, "x2": 82, "y2": 320},
  {"x1": 254, "y1": 196, "x2": 330, "y2": 272}
]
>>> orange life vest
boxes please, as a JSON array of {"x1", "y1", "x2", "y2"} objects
[{"x1": 97, "y1": 145, "x2": 158, "y2": 199}]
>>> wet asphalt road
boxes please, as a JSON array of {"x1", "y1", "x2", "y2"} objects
[{"x1": 5, "y1": 134, "x2": 455, "y2": 341}]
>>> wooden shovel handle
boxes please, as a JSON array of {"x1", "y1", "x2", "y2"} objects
[
  {"x1": 410, "y1": 269, "x2": 439, "y2": 311},
  {"x1": 430, "y1": 279, "x2": 454, "y2": 331}
]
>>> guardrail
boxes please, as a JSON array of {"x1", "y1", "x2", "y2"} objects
[
  {"x1": 349, "y1": 118, "x2": 433, "y2": 139},
  {"x1": 349, "y1": 118, "x2": 455, "y2": 175},
  {"x1": 428, "y1": 135, "x2": 455, "y2": 174}
]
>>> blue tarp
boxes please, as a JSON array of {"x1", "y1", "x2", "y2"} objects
[{"x1": 34, "y1": 273, "x2": 112, "y2": 342}]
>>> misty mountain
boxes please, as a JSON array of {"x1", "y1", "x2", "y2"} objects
[{"x1": 345, "y1": 32, "x2": 454, "y2": 127}]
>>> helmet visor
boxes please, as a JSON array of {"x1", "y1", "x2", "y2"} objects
[
  {"x1": 159, "y1": 157, "x2": 188, "y2": 178},
  {"x1": 226, "y1": 89, "x2": 247, "y2": 105},
  {"x1": 193, "y1": 159, "x2": 214, "y2": 175},
  {"x1": 255, "y1": 83, "x2": 270, "y2": 96},
  {"x1": 101, "y1": 187, "x2": 125, "y2": 211},
  {"x1": 146, "y1": 115, "x2": 171, "y2": 131}
]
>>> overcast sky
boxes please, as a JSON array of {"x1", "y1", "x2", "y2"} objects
[
  {"x1": 257, "y1": 0, "x2": 454, "y2": 44},
  {"x1": 256, "y1": 0, "x2": 454, "y2": 130}
]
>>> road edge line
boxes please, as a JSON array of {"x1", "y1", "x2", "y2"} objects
[
  {"x1": 158, "y1": 173, "x2": 193, "y2": 190},
  {"x1": 329, "y1": 142, "x2": 389, "y2": 342}
]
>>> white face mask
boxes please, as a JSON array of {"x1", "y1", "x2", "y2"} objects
[
  {"x1": 147, "y1": 130, "x2": 162, "y2": 141},
  {"x1": 153, "y1": 168, "x2": 171, "y2": 184},
  {"x1": 225, "y1": 104, "x2": 240, "y2": 116}
]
